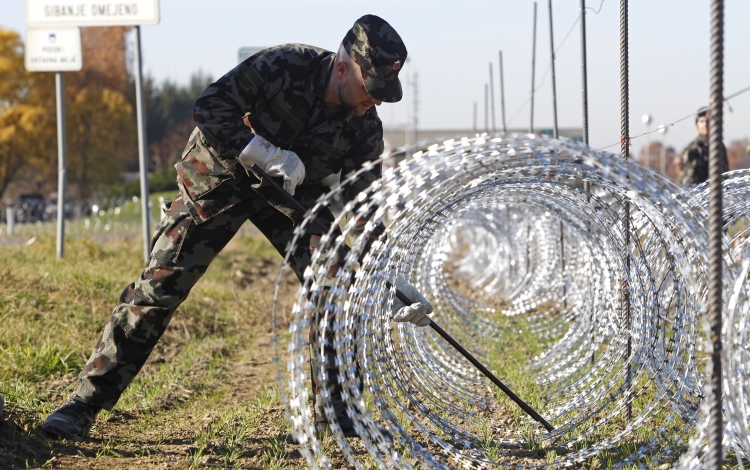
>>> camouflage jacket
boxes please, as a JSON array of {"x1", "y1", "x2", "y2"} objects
[
  {"x1": 679, "y1": 136, "x2": 728, "y2": 186},
  {"x1": 175, "y1": 44, "x2": 384, "y2": 224}
]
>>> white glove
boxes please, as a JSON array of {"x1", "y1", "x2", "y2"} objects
[
  {"x1": 391, "y1": 273, "x2": 433, "y2": 328},
  {"x1": 239, "y1": 135, "x2": 305, "y2": 196}
]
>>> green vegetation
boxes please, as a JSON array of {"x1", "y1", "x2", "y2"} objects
[{"x1": 0, "y1": 231, "x2": 298, "y2": 468}]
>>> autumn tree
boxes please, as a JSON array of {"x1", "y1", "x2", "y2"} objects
[
  {"x1": 0, "y1": 28, "x2": 56, "y2": 201},
  {"x1": 66, "y1": 86, "x2": 135, "y2": 200},
  {"x1": 69, "y1": 26, "x2": 132, "y2": 98},
  {"x1": 637, "y1": 141, "x2": 677, "y2": 180},
  {"x1": 727, "y1": 139, "x2": 750, "y2": 171}
]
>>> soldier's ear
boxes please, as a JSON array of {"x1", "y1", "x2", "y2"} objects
[{"x1": 335, "y1": 61, "x2": 349, "y2": 81}]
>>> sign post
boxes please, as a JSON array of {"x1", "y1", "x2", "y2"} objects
[
  {"x1": 26, "y1": 0, "x2": 160, "y2": 263},
  {"x1": 133, "y1": 25, "x2": 151, "y2": 264},
  {"x1": 25, "y1": 27, "x2": 82, "y2": 258}
]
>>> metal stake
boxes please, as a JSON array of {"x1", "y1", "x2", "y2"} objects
[
  {"x1": 489, "y1": 63, "x2": 496, "y2": 134},
  {"x1": 499, "y1": 50, "x2": 507, "y2": 134},
  {"x1": 707, "y1": 0, "x2": 725, "y2": 467},
  {"x1": 134, "y1": 26, "x2": 152, "y2": 265},
  {"x1": 548, "y1": 0, "x2": 559, "y2": 140},
  {"x1": 484, "y1": 83, "x2": 490, "y2": 133},
  {"x1": 580, "y1": 0, "x2": 590, "y2": 146},
  {"x1": 619, "y1": 0, "x2": 633, "y2": 423},
  {"x1": 530, "y1": 1, "x2": 538, "y2": 134},
  {"x1": 581, "y1": 0, "x2": 595, "y2": 365},
  {"x1": 473, "y1": 102, "x2": 477, "y2": 135},
  {"x1": 55, "y1": 72, "x2": 67, "y2": 259}
]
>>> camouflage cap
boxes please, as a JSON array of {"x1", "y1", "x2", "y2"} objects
[{"x1": 342, "y1": 14, "x2": 407, "y2": 103}]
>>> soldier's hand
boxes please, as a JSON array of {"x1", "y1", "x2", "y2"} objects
[
  {"x1": 391, "y1": 272, "x2": 433, "y2": 327},
  {"x1": 239, "y1": 135, "x2": 306, "y2": 195},
  {"x1": 266, "y1": 149, "x2": 305, "y2": 196}
]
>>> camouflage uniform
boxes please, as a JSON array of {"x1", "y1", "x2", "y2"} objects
[
  {"x1": 73, "y1": 43, "x2": 388, "y2": 413},
  {"x1": 679, "y1": 135, "x2": 728, "y2": 186}
]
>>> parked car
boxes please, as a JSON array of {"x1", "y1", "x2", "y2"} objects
[
  {"x1": 15, "y1": 193, "x2": 45, "y2": 223},
  {"x1": 43, "y1": 194, "x2": 75, "y2": 220}
]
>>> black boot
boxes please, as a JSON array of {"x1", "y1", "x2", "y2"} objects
[
  {"x1": 315, "y1": 415, "x2": 358, "y2": 437},
  {"x1": 43, "y1": 396, "x2": 101, "y2": 439}
]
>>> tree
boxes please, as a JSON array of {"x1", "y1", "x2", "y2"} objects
[
  {"x1": 637, "y1": 141, "x2": 677, "y2": 180},
  {"x1": 727, "y1": 139, "x2": 749, "y2": 171},
  {"x1": 0, "y1": 28, "x2": 56, "y2": 201},
  {"x1": 69, "y1": 27, "x2": 132, "y2": 98},
  {"x1": 146, "y1": 71, "x2": 213, "y2": 170},
  {"x1": 66, "y1": 87, "x2": 135, "y2": 200},
  {"x1": 0, "y1": 105, "x2": 50, "y2": 201}
]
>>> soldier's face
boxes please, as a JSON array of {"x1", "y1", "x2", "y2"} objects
[
  {"x1": 696, "y1": 115, "x2": 709, "y2": 137},
  {"x1": 338, "y1": 64, "x2": 382, "y2": 116}
]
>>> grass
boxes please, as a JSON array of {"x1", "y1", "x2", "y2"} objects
[
  {"x1": 0, "y1": 229, "x2": 299, "y2": 469},
  {"x1": 0, "y1": 222, "x2": 745, "y2": 468},
  {"x1": 473, "y1": 309, "x2": 748, "y2": 469}
]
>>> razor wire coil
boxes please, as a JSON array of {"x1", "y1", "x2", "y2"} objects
[{"x1": 271, "y1": 134, "x2": 749, "y2": 469}]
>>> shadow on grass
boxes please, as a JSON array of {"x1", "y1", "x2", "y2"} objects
[{"x1": 0, "y1": 408, "x2": 57, "y2": 468}]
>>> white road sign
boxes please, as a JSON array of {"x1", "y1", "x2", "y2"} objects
[
  {"x1": 25, "y1": 0, "x2": 160, "y2": 27},
  {"x1": 25, "y1": 27, "x2": 82, "y2": 72}
]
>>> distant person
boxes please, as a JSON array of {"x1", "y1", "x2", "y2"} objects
[
  {"x1": 42, "y1": 15, "x2": 432, "y2": 440},
  {"x1": 672, "y1": 153, "x2": 684, "y2": 183},
  {"x1": 679, "y1": 106, "x2": 729, "y2": 186}
]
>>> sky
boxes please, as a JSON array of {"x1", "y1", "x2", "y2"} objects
[{"x1": 4, "y1": 0, "x2": 750, "y2": 156}]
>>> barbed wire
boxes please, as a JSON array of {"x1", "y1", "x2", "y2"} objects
[
  {"x1": 273, "y1": 134, "x2": 750, "y2": 468},
  {"x1": 599, "y1": 83, "x2": 750, "y2": 151}
]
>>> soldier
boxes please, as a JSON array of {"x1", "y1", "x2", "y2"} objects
[
  {"x1": 679, "y1": 106, "x2": 729, "y2": 186},
  {"x1": 43, "y1": 14, "x2": 433, "y2": 440}
]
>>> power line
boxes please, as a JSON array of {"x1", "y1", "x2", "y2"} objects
[
  {"x1": 599, "y1": 83, "x2": 750, "y2": 151},
  {"x1": 508, "y1": 0, "x2": 607, "y2": 127}
]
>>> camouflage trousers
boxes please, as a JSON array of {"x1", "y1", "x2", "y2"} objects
[
  {"x1": 309, "y1": 304, "x2": 353, "y2": 427},
  {"x1": 74, "y1": 191, "x2": 342, "y2": 412}
]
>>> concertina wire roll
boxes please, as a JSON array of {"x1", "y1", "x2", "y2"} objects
[{"x1": 268, "y1": 134, "x2": 750, "y2": 469}]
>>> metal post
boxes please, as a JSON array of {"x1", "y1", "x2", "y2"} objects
[
  {"x1": 413, "y1": 71, "x2": 419, "y2": 144},
  {"x1": 55, "y1": 72, "x2": 67, "y2": 259},
  {"x1": 489, "y1": 63, "x2": 496, "y2": 134},
  {"x1": 6, "y1": 207, "x2": 14, "y2": 236},
  {"x1": 707, "y1": 0, "x2": 725, "y2": 467},
  {"x1": 530, "y1": 1, "x2": 538, "y2": 134},
  {"x1": 580, "y1": 0, "x2": 590, "y2": 146},
  {"x1": 134, "y1": 26, "x2": 151, "y2": 265},
  {"x1": 499, "y1": 50, "x2": 507, "y2": 134},
  {"x1": 473, "y1": 102, "x2": 477, "y2": 135},
  {"x1": 547, "y1": 0, "x2": 564, "y2": 310},
  {"x1": 660, "y1": 144, "x2": 666, "y2": 175},
  {"x1": 581, "y1": 0, "x2": 593, "y2": 365},
  {"x1": 548, "y1": 0, "x2": 559, "y2": 140},
  {"x1": 620, "y1": 0, "x2": 632, "y2": 423},
  {"x1": 484, "y1": 83, "x2": 490, "y2": 133}
]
